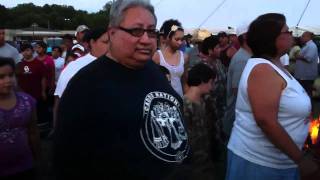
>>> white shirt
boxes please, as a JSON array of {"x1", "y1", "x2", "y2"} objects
[
  {"x1": 54, "y1": 53, "x2": 96, "y2": 98},
  {"x1": 294, "y1": 40, "x2": 319, "y2": 80},
  {"x1": 158, "y1": 50, "x2": 184, "y2": 97},
  {"x1": 54, "y1": 57, "x2": 65, "y2": 83},
  {"x1": 280, "y1": 54, "x2": 289, "y2": 66},
  {"x1": 228, "y1": 58, "x2": 311, "y2": 169}
]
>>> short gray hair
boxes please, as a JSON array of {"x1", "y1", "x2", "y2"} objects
[{"x1": 109, "y1": 0, "x2": 157, "y2": 27}]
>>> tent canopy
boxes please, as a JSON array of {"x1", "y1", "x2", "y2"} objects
[{"x1": 153, "y1": 0, "x2": 320, "y2": 35}]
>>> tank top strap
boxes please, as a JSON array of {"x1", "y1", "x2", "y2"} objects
[
  {"x1": 157, "y1": 50, "x2": 166, "y2": 67},
  {"x1": 251, "y1": 58, "x2": 292, "y2": 83},
  {"x1": 179, "y1": 51, "x2": 185, "y2": 67}
]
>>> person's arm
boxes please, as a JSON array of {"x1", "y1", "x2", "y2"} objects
[
  {"x1": 182, "y1": 53, "x2": 190, "y2": 94},
  {"x1": 248, "y1": 64, "x2": 318, "y2": 176},
  {"x1": 152, "y1": 51, "x2": 160, "y2": 64},
  {"x1": 41, "y1": 76, "x2": 47, "y2": 101},
  {"x1": 53, "y1": 96, "x2": 60, "y2": 129},
  {"x1": 11, "y1": 46, "x2": 22, "y2": 64},
  {"x1": 49, "y1": 59, "x2": 56, "y2": 94},
  {"x1": 28, "y1": 106, "x2": 41, "y2": 161}
]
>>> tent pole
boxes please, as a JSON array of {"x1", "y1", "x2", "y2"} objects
[{"x1": 296, "y1": 0, "x2": 311, "y2": 27}]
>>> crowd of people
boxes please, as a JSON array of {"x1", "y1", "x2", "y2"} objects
[{"x1": 0, "y1": 0, "x2": 320, "y2": 179}]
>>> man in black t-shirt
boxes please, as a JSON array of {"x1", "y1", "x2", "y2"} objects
[{"x1": 54, "y1": 1, "x2": 191, "y2": 179}]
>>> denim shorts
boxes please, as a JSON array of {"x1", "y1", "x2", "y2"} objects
[{"x1": 225, "y1": 150, "x2": 300, "y2": 180}]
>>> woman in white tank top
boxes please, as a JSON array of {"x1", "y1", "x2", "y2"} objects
[
  {"x1": 226, "y1": 13, "x2": 319, "y2": 180},
  {"x1": 153, "y1": 19, "x2": 188, "y2": 97}
]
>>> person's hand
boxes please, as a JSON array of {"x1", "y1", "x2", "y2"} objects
[{"x1": 298, "y1": 154, "x2": 320, "y2": 177}]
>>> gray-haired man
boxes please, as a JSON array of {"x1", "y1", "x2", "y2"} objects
[{"x1": 54, "y1": 0, "x2": 190, "y2": 179}]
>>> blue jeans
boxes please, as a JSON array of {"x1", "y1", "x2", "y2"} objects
[{"x1": 226, "y1": 150, "x2": 300, "y2": 180}]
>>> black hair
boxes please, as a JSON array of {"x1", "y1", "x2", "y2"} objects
[
  {"x1": 159, "y1": 65, "x2": 170, "y2": 76},
  {"x1": 20, "y1": 43, "x2": 33, "y2": 52},
  {"x1": 247, "y1": 13, "x2": 286, "y2": 58},
  {"x1": 294, "y1": 37, "x2": 302, "y2": 47},
  {"x1": 65, "y1": 51, "x2": 78, "y2": 60},
  {"x1": 238, "y1": 34, "x2": 245, "y2": 46},
  {"x1": 36, "y1": 41, "x2": 48, "y2": 50},
  {"x1": 52, "y1": 46, "x2": 63, "y2": 54},
  {"x1": 160, "y1": 19, "x2": 184, "y2": 39},
  {"x1": 187, "y1": 63, "x2": 216, "y2": 86},
  {"x1": 62, "y1": 34, "x2": 74, "y2": 40},
  {"x1": 217, "y1": 31, "x2": 228, "y2": 38},
  {"x1": 0, "y1": 57, "x2": 15, "y2": 70},
  {"x1": 201, "y1": 35, "x2": 219, "y2": 55},
  {"x1": 83, "y1": 28, "x2": 106, "y2": 43}
]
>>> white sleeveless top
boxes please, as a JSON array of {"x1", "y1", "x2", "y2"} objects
[
  {"x1": 228, "y1": 58, "x2": 311, "y2": 169},
  {"x1": 158, "y1": 50, "x2": 184, "y2": 97}
]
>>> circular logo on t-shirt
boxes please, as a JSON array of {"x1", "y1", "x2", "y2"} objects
[
  {"x1": 23, "y1": 66, "x2": 30, "y2": 73},
  {"x1": 140, "y1": 91, "x2": 189, "y2": 163}
]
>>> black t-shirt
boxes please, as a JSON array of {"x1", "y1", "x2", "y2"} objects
[{"x1": 54, "y1": 55, "x2": 191, "y2": 179}]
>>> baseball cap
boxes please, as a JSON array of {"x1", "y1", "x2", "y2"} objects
[
  {"x1": 75, "y1": 25, "x2": 89, "y2": 36},
  {"x1": 76, "y1": 25, "x2": 89, "y2": 33},
  {"x1": 72, "y1": 44, "x2": 85, "y2": 52}
]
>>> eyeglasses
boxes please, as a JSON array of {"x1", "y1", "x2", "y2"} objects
[
  {"x1": 117, "y1": 26, "x2": 158, "y2": 38},
  {"x1": 281, "y1": 31, "x2": 293, "y2": 35}
]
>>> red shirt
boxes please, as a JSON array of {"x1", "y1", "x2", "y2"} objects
[
  {"x1": 16, "y1": 59, "x2": 46, "y2": 100},
  {"x1": 35, "y1": 55, "x2": 55, "y2": 92}
]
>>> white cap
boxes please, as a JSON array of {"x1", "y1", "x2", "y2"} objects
[
  {"x1": 76, "y1": 25, "x2": 89, "y2": 33},
  {"x1": 75, "y1": 25, "x2": 89, "y2": 36},
  {"x1": 72, "y1": 44, "x2": 85, "y2": 52},
  {"x1": 236, "y1": 22, "x2": 249, "y2": 36}
]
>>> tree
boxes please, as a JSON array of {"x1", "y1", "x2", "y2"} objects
[{"x1": 1, "y1": 2, "x2": 113, "y2": 30}]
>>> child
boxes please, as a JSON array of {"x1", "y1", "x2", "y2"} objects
[
  {"x1": 183, "y1": 63, "x2": 216, "y2": 180},
  {"x1": 0, "y1": 57, "x2": 40, "y2": 179}
]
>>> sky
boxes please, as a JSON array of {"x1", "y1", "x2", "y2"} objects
[{"x1": 1, "y1": 0, "x2": 319, "y2": 29}]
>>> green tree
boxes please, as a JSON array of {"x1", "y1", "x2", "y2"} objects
[{"x1": 0, "y1": 1, "x2": 113, "y2": 30}]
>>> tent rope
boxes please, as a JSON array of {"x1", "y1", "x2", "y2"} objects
[
  {"x1": 296, "y1": 0, "x2": 311, "y2": 27},
  {"x1": 198, "y1": 0, "x2": 228, "y2": 28}
]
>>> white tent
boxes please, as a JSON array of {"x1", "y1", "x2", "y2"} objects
[{"x1": 152, "y1": 0, "x2": 320, "y2": 35}]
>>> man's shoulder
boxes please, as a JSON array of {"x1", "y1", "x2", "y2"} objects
[
  {"x1": 230, "y1": 50, "x2": 250, "y2": 66},
  {"x1": 0, "y1": 43, "x2": 18, "y2": 52}
]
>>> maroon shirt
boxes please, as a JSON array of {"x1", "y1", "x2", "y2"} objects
[
  {"x1": 35, "y1": 55, "x2": 55, "y2": 92},
  {"x1": 16, "y1": 59, "x2": 46, "y2": 100}
]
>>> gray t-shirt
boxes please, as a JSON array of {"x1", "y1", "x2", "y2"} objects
[
  {"x1": 223, "y1": 48, "x2": 251, "y2": 136},
  {"x1": 0, "y1": 43, "x2": 22, "y2": 64},
  {"x1": 294, "y1": 40, "x2": 319, "y2": 80}
]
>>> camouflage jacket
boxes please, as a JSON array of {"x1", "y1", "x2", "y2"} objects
[
  {"x1": 183, "y1": 97, "x2": 212, "y2": 164},
  {"x1": 204, "y1": 59, "x2": 227, "y2": 143}
]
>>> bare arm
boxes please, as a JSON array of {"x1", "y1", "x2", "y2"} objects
[
  {"x1": 248, "y1": 64, "x2": 303, "y2": 163},
  {"x1": 182, "y1": 53, "x2": 190, "y2": 94},
  {"x1": 152, "y1": 52, "x2": 160, "y2": 64}
]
